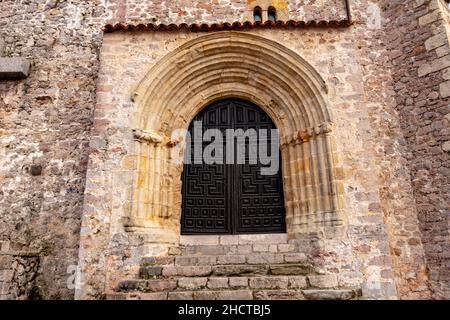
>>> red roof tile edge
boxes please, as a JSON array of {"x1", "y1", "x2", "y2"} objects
[{"x1": 103, "y1": 20, "x2": 352, "y2": 33}]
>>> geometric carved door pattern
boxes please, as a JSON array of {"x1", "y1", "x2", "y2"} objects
[{"x1": 181, "y1": 98, "x2": 286, "y2": 235}]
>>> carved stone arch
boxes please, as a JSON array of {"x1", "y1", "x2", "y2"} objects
[{"x1": 128, "y1": 31, "x2": 344, "y2": 242}]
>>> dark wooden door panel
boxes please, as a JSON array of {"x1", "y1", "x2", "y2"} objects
[{"x1": 181, "y1": 99, "x2": 286, "y2": 235}]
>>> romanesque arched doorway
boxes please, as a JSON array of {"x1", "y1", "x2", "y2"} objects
[{"x1": 181, "y1": 98, "x2": 286, "y2": 235}]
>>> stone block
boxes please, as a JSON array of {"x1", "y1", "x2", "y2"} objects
[
  {"x1": 118, "y1": 280, "x2": 146, "y2": 292},
  {"x1": 106, "y1": 293, "x2": 128, "y2": 300},
  {"x1": 253, "y1": 290, "x2": 305, "y2": 300},
  {"x1": 175, "y1": 256, "x2": 216, "y2": 266},
  {"x1": 247, "y1": 253, "x2": 284, "y2": 264},
  {"x1": 185, "y1": 245, "x2": 227, "y2": 255},
  {"x1": 442, "y1": 141, "x2": 450, "y2": 152},
  {"x1": 146, "y1": 280, "x2": 177, "y2": 292},
  {"x1": 418, "y1": 54, "x2": 450, "y2": 77},
  {"x1": 0, "y1": 57, "x2": 30, "y2": 80},
  {"x1": 278, "y1": 244, "x2": 297, "y2": 253},
  {"x1": 141, "y1": 256, "x2": 174, "y2": 265},
  {"x1": 269, "y1": 264, "x2": 314, "y2": 276},
  {"x1": 249, "y1": 276, "x2": 289, "y2": 289},
  {"x1": 440, "y1": 80, "x2": 450, "y2": 98},
  {"x1": 418, "y1": 9, "x2": 442, "y2": 26},
  {"x1": 138, "y1": 292, "x2": 168, "y2": 300},
  {"x1": 162, "y1": 266, "x2": 212, "y2": 277},
  {"x1": 308, "y1": 275, "x2": 339, "y2": 289},
  {"x1": 177, "y1": 277, "x2": 208, "y2": 290},
  {"x1": 0, "y1": 242, "x2": 10, "y2": 252},
  {"x1": 180, "y1": 235, "x2": 219, "y2": 245},
  {"x1": 237, "y1": 245, "x2": 253, "y2": 254},
  {"x1": 229, "y1": 277, "x2": 249, "y2": 289},
  {"x1": 425, "y1": 33, "x2": 448, "y2": 51},
  {"x1": 253, "y1": 244, "x2": 269, "y2": 252},
  {"x1": 284, "y1": 253, "x2": 308, "y2": 263},
  {"x1": 139, "y1": 266, "x2": 163, "y2": 279},
  {"x1": 302, "y1": 289, "x2": 357, "y2": 300},
  {"x1": 0, "y1": 256, "x2": 12, "y2": 270},
  {"x1": 193, "y1": 290, "x2": 253, "y2": 300},
  {"x1": 216, "y1": 255, "x2": 246, "y2": 265},
  {"x1": 219, "y1": 235, "x2": 239, "y2": 245},
  {"x1": 238, "y1": 234, "x2": 288, "y2": 245},
  {"x1": 212, "y1": 265, "x2": 268, "y2": 277},
  {"x1": 168, "y1": 292, "x2": 194, "y2": 300},
  {"x1": 288, "y1": 276, "x2": 308, "y2": 289},
  {"x1": 207, "y1": 277, "x2": 229, "y2": 289}
]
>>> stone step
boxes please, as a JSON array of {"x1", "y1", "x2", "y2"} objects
[
  {"x1": 119, "y1": 276, "x2": 309, "y2": 293},
  {"x1": 179, "y1": 234, "x2": 289, "y2": 246},
  {"x1": 118, "y1": 274, "x2": 346, "y2": 294},
  {"x1": 139, "y1": 262, "x2": 315, "y2": 279},
  {"x1": 142, "y1": 252, "x2": 307, "y2": 267},
  {"x1": 171, "y1": 242, "x2": 299, "y2": 256},
  {"x1": 108, "y1": 288, "x2": 361, "y2": 301}
]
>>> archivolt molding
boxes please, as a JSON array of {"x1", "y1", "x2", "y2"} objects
[{"x1": 129, "y1": 31, "x2": 344, "y2": 239}]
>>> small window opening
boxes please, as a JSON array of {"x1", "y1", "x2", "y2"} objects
[
  {"x1": 268, "y1": 7, "x2": 277, "y2": 22},
  {"x1": 254, "y1": 6, "x2": 262, "y2": 22}
]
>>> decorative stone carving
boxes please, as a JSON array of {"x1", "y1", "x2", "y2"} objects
[
  {"x1": 130, "y1": 32, "x2": 343, "y2": 237},
  {"x1": 132, "y1": 129, "x2": 163, "y2": 145}
]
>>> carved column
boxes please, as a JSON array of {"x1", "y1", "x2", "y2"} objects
[
  {"x1": 280, "y1": 122, "x2": 343, "y2": 238},
  {"x1": 123, "y1": 129, "x2": 182, "y2": 244}
]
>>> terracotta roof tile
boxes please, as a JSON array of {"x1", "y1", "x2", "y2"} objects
[{"x1": 103, "y1": 20, "x2": 352, "y2": 33}]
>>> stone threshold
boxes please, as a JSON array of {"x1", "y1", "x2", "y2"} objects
[{"x1": 180, "y1": 234, "x2": 288, "y2": 246}]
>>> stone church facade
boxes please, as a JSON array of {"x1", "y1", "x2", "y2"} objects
[{"x1": 0, "y1": 0, "x2": 449, "y2": 300}]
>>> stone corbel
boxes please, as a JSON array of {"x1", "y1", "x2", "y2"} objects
[
  {"x1": 133, "y1": 129, "x2": 184, "y2": 148},
  {"x1": 133, "y1": 129, "x2": 164, "y2": 145},
  {"x1": 0, "y1": 57, "x2": 30, "y2": 80},
  {"x1": 281, "y1": 121, "x2": 334, "y2": 148}
]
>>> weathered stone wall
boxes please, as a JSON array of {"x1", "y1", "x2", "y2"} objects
[
  {"x1": 0, "y1": 0, "x2": 448, "y2": 300},
  {"x1": 0, "y1": 0, "x2": 104, "y2": 299},
  {"x1": 78, "y1": 27, "x2": 402, "y2": 299},
  {"x1": 382, "y1": 0, "x2": 450, "y2": 299},
  {"x1": 0, "y1": 0, "x2": 350, "y2": 300},
  {"x1": 0, "y1": 241, "x2": 40, "y2": 300}
]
